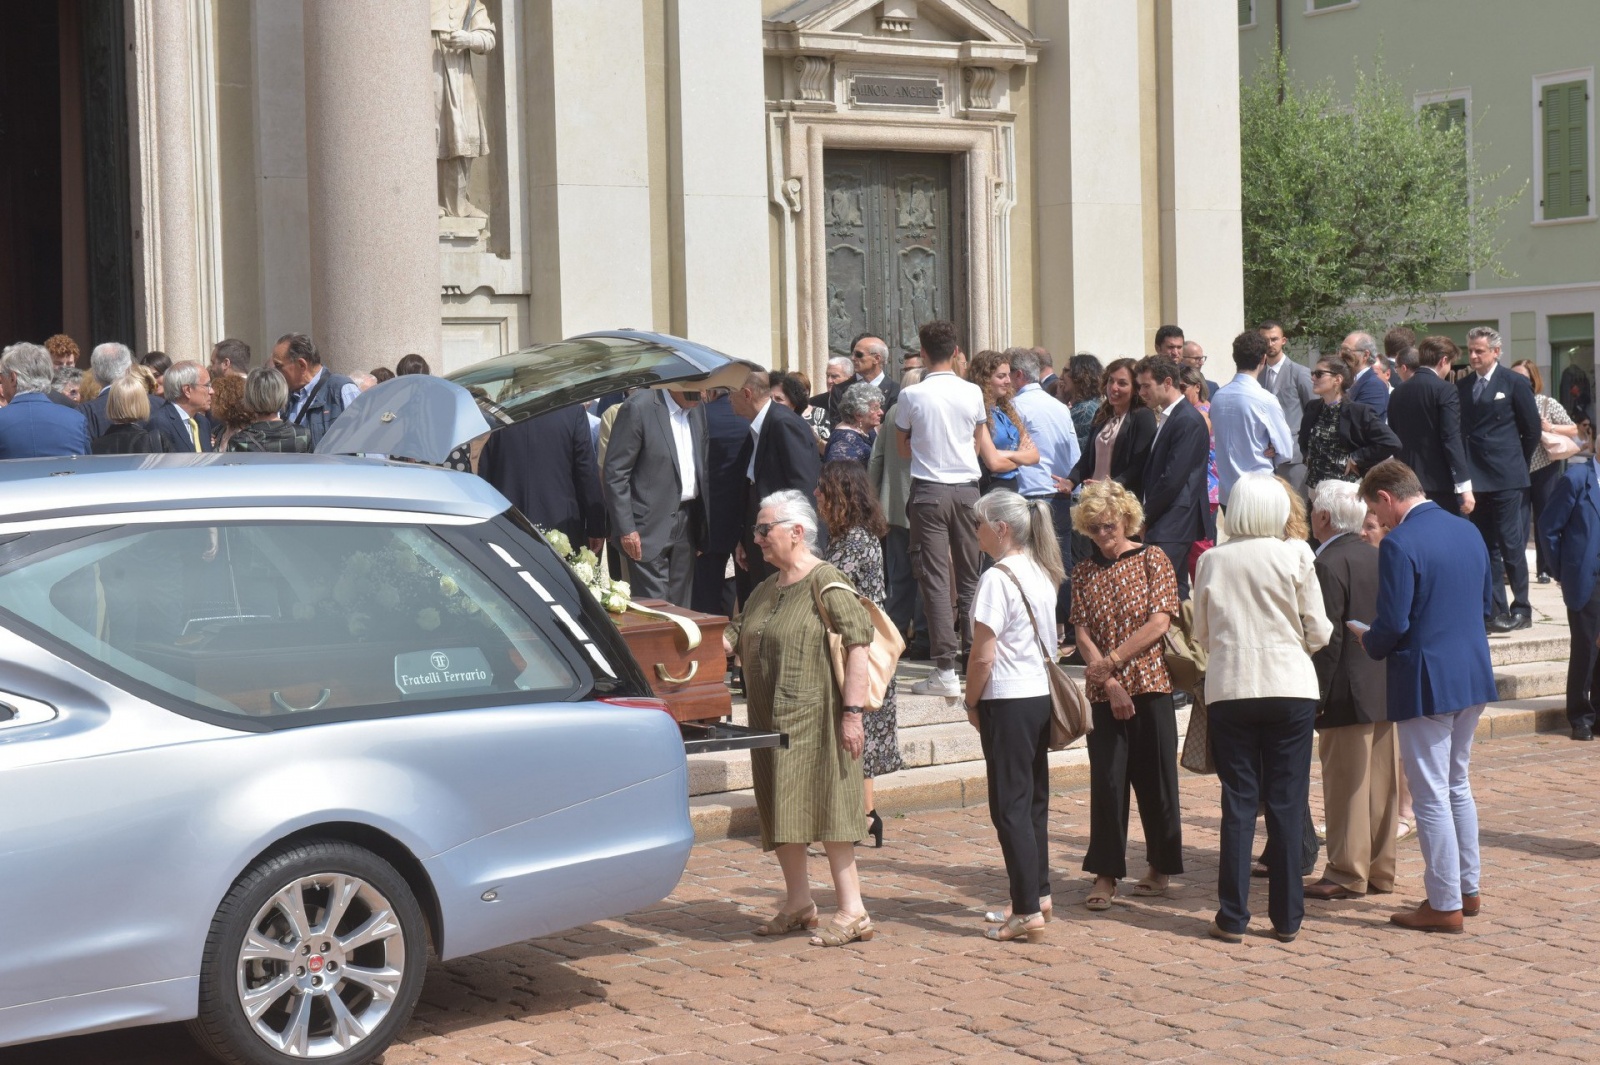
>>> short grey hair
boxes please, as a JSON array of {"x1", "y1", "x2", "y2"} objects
[
  {"x1": 1, "y1": 343, "x2": 54, "y2": 394},
  {"x1": 1032, "y1": 346, "x2": 1054, "y2": 370},
  {"x1": 1466, "y1": 325, "x2": 1503, "y2": 350},
  {"x1": 90, "y1": 342, "x2": 133, "y2": 383},
  {"x1": 1007, "y1": 347, "x2": 1042, "y2": 384},
  {"x1": 836, "y1": 381, "x2": 884, "y2": 423},
  {"x1": 759, "y1": 489, "x2": 819, "y2": 551},
  {"x1": 243, "y1": 367, "x2": 289, "y2": 415},
  {"x1": 52, "y1": 366, "x2": 83, "y2": 391},
  {"x1": 163, "y1": 361, "x2": 203, "y2": 402},
  {"x1": 1347, "y1": 332, "x2": 1378, "y2": 365},
  {"x1": 827, "y1": 356, "x2": 853, "y2": 376},
  {"x1": 1311, "y1": 479, "x2": 1367, "y2": 535}
]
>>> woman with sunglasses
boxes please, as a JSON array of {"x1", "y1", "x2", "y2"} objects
[
  {"x1": 1298, "y1": 357, "x2": 1401, "y2": 494},
  {"x1": 722, "y1": 490, "x2": 878, "y2": 947},
  {"x1": 1069, "y1": 480, "x2": 1184, "y2": 912}
]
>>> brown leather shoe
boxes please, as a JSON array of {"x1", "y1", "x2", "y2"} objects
[
  {"x1": 1304, "y1": 879, "x2": 1362, "y2": 900},
  {"x1": 1461, "y1": 893, "x2": 1480, "y2": 917},
  {"x1": 1390, "y1": 901, "x2": 1464, "y2": 933}
]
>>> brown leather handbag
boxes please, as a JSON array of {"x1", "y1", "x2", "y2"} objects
[{"x1": 995, "y1": 563, "x2": 1092, "y2": 750}]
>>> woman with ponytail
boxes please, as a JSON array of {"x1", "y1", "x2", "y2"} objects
[
  {"x1": 1069, "y1": 480, "x2": 1184, "y2": 912},
  {"x1": 965, "y1": 489, "x2": 1065, "y2": 943}
]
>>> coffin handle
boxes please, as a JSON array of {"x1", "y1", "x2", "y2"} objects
[{"x1": 655, "y1": 661, "x2": 699, "y2": 685}]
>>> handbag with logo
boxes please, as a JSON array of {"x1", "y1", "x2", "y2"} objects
[
  {"x1": 813, "y1": 579, "x2": 905, "y2": 711},
  {"x1": 995, "y1": 563, "x2": 1092, "y2": 750}
]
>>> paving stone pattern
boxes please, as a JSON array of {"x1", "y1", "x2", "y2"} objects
[{"x1": 14, "y1": 732, "x2": 1600, "y2": 1064}]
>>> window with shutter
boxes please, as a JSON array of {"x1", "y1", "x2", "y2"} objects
[
  {"x1": 1542, "y1": 79, "x2": 1591, "y2": 221},
  {"x1": 1309, "y1": 0, "x2": 1356, "y2": 10},
  {"x1": 1239, "y1": 0, "x2": 1254, "y2": 27}
]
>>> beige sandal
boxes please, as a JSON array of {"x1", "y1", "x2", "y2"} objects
[
  {"x1": 1130, "y1": 875, "x2": 1169, "y2": 897},
  {"x1": 1085, "y1": 882, "x2": 1116, "y2": 911},
  {"x1": 810, "y1": 912, "x2": 875, "y2": 946},
  {"x1": 983, "y1": 901, "x2": 1054, "y2": 924},
  {"x1": 985, "y1": 914, "x2": 1047, "y2": 943},
  {"x1": 752, "y1": 902, "x2": 818, "y2": 936}
]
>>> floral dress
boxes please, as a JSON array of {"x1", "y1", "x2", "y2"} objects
[
  {"x1": 823, "y1": 426, "x2": 874, "y2": 465},
  {"x1": 823, "y1": 525, "x2": 904, "y2": 779},
  {"x1": 1304, "y1": 401, "x2": 1355, "y2": 487}
]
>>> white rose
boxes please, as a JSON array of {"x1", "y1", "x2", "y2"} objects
[
  {"x1": 611, "y1": 580, "x2": 631, "y2": 600},
  {"x1": 571, "y1": 560, "x2": 596, "y2": 586}
]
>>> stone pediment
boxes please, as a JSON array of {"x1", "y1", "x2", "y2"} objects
[{"x1": 765, "y1": 0, "x2": 1042, "y2": 67}]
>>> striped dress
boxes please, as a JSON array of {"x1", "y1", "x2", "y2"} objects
[{"x1": 728, "y1": 562, "x2": 873, "y2": 851}]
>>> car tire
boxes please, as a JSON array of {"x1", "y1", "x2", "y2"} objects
[{"x1": 188, "y1": 839, "x2": 429, "y2": 1065}]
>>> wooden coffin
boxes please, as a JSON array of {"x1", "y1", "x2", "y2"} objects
[{"x1": 612, "y1": 599, "x2": 731, "y2": 723}]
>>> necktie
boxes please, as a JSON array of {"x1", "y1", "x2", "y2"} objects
[
  {"x1": 1473, "y1": 375, "x2": 1489, "y2": 402},
  {"x1": 187, "y1": 418, "x2": 201, "y2": 452},
  {"x1": 1263, "y1": 367, "x2": 1277, "y2": 392}
]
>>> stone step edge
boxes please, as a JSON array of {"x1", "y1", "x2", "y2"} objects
[{"x1": 687, "y1": 698, "x2": 1569, "y2": 842}]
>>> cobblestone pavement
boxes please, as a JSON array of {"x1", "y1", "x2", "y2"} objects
[{"x1": 10, "y1": 731, "x2": 1600, "y2": 1065}]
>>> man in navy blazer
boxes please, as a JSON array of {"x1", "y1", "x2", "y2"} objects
[
  {"x1": 1458, "y1": 326, "x2": 1541, "y2": 631},
  {"x1": 692, "y1": 391, "x2": 751, "y2": 616},
  {"x1": 149, "y1": 361, "x2": 217, "y2": 453},
  {"x1": 1361, "y1": 459, "x2": 1498, "y2": 934},
  {"x1": 0, "y1": 343, "x2": 90, "y2": 458},
  {"x1": 1539, "y1": 457, "x2": 1600, "y2": 740},
  {"x1": 1136, "y1": 356, "x2": 1209, "y2": 598},
  {"x1": 1339, "y1": 331, "x2": 1390, "y2": 419},
  {"x1": 730, "y1": 369, "x2": 823, "y2": 594}
]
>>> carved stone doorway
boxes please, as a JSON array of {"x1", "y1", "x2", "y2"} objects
[{"x1": 823, "y1": 150, "x2": 965, "y2": 375}]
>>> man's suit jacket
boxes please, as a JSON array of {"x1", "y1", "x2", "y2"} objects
[
  {"x1": 479, "y1": 405, "x2": 606, "y2": 547},
  {"x1": 1389, "y1": 369, "x2": 1471, "y2": 496},
  {"x1": 84, "y1": 388, "x2": 167, "y2": 440},
  {"x1": 602, "y1": 390, "x2": 709, "y2": 560},
  {"x1": 1540, "y1": 460, "x2": 1600, "y2": 611},
  {"x1": 1312, "y1": 534, "x2": 1386, "y2": 729},
  {"x1": 741, "y1": 401, "x2": 824, "y2": 571},
  {"x1": 1364, "y1": 501, "x2": 1498, "y2": 720},
  {"x1": 1458, "y1": 365, "x2": 1541, "y2": 493},
  {"x1": 149, "y1": 402, "x2": 216, "y2": 453},
  {"x1": 1261, "y1": 357, "x2": 1317, "y2": 463},
  {"x1": 0, "y1": 392, "x2": 90, "y2": 458},
  {"x1": 1139, "y1": 400, "x2": 1209, "y2": 543},
  {"x1": 1348, "y1": 368, "x2": 1390, "y2": 419},
  {"x1": 701, "y1": 394, "x2": 750, "y2": 558}
]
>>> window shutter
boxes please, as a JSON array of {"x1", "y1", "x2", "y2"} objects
[
  {"x1": 1543, "y1": 80, "x2": 1590, "y2": 220},
  {"x1": 1239, "y1": 0, "x2": 1253, "y2": 26}
]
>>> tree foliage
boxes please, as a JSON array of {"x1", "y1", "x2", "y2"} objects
[{"x1": 1241, "y1": 53, "x2": 1522, "y2": 345}]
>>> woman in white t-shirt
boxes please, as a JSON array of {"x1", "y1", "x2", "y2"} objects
[{"x1": 965, "y1": 489, "x2": 1066, "y2": 943}]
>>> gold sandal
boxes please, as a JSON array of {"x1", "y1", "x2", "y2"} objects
[
  {"x1": 985, "y1": 914, "x2": 1047, "y2": 943},
  {"x1": 809, "y1": 912, "x2": 875, "y2": 946},
  {"x1": 752, "y1": 902, "x2": 818, "y2": 936}
]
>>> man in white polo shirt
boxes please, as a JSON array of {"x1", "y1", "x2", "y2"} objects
[{"x1": 895, "y1": 320, "x2": 987, "y2": 696}]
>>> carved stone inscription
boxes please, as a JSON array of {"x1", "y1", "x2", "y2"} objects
[
  {"x1": 850, "y1": 75, "x2": 942, "y2": 109},
  {"x1": 822, "y1": 151, "x2": 956, "y2": 367}
]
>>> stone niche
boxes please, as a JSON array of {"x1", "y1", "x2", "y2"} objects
[{"x1": 764, "y1": 0, "x2": 1039, "y2": 382}]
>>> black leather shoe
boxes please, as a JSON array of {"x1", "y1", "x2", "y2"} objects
[
  {"x1": 1486, "y1": 614, "x2": 1516, "y2": 634},
  {"x1": 1506, "y1": 613, "x2": 1533, "y2": 631},
  {"x1": 1573, "y1": 726, "x2": 1594, "y2": 741},
  {"x1": 1538, "y1": 573, "x2": 1553, "y2": 584}
]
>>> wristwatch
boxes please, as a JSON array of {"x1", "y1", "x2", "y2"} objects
[{"x1": 842, "y1": 705, "x2": 864, "y2": 715}]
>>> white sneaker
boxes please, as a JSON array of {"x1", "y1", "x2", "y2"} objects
[{"x1": 909, "y1": 670, "x2": 961, "y2": 697}]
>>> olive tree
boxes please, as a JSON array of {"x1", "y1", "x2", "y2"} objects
[{"x1": 1241, "y1": 54, "x2": 1522, "y2": 345}]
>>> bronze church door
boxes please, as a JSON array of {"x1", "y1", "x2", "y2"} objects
[{"x1": 823, "y1": 151, "x2": 963, "y2": 374}]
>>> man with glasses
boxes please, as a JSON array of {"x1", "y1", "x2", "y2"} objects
[
  {"x1": 152, "y1": 361, "x2": 216, "y2": 453},
  {"x1": 849, "y1": 335, "x2": 901, "y2": 408},
  {"x1": 1181, "y1": 340, "x2": 1223, "y2": 401},
  {"x1": 1339, "y1": 331, "x2": 1390, "y2": 419}
]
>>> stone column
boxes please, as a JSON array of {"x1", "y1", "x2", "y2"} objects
[
  {"x1": 1031, "y1": 2, "x2": 1148, "y2": 358},
  {"x1": 666, "y1": 0, "x2": 772, "y2": 361},
  {"x1": 302, "y1": 0, "x2": 441, "y2": 370}
]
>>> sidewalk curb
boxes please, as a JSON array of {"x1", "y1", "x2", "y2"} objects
[{"x1": 689, "y1": 700, "x2": 1569, "y2": 842}]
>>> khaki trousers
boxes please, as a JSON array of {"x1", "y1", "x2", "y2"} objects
[{"x1": 1317, "y1": 722, "x2": 1399, "y2": 892}]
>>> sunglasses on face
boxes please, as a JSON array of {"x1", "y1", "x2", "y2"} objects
[
  {"x1": 752, "y1": 522, "x2": 785, "y2": 540},
  {"x1": 1310, "y1": 370, "x2": 1337, "y2": 379},
  {"x1": 1086, "y1": 521, "x2": 1119, "y2": 535}
]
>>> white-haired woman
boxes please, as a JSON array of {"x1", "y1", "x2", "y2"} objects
[
  {"x1": 823, "y1": 381, "x2": 885, "y2": 465},
  {"x1": 722, "y1": 490, "x2": 878, "y2": 946},
  {"x1": 965, "y1": 489, "x2": 1066, "y2": 943},
  {"x1": 1193, "y1": 472, "x2": 1332, "y2": 944}
]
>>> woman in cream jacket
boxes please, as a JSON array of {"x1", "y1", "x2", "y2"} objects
[{"x1": 1193, "y1": 473, "x2": 1333, "y2": 945}]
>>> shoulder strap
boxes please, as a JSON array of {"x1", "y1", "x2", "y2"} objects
[
  {"x1": 811, "y1": 578, "x2": 860, "y2": 634},
  {"x1": 994, "y1": 562, "x2": 1053, "y2": 662}
]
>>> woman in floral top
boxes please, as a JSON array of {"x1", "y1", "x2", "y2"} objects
[
  {"x1": 1069, "y1": 480, "x2": 1183, "y2": 911},
  {"x1": 1513, "y1": 359, "x2": 1580, "y2": 582}
]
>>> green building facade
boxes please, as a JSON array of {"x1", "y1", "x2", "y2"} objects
[{"x1": 1240, "y1": 0, "x2": 1596, "y2": 404}]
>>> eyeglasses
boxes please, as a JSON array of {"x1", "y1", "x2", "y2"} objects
[
  {"x1": 1085, "y1": 521, "x2": 1120, "y2": 535},
  {"x1": 752, "y1": 522, "x2": 786, "y2": 540},
  {"x1": 1310, "y1": 370, "x2": 1338, "y2": 379}
]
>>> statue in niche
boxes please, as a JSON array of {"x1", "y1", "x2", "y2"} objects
[
  {"x1": 433, "y1": 0, "x2": 497, "y2": 219},
  {"x1": 828, "y1": 284, "x2": 853, "y2": 353}
]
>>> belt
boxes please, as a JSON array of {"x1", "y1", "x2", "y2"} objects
[
  {"x1": 1024, "y1": 493, "x2": 1068, "y2": 501},
  {"x1": 911, "y1": 478, "x2": 980, "y2": 488}
]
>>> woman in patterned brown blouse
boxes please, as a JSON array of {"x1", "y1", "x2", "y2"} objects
[{"x1": 1069, "y1": 480, "x2": 1184, "y2": 911}]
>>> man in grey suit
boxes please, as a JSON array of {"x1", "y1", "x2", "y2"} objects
[
  {"x1": 603, "y1": 387, "x2": 709, "y2": 608},
  {"x1": 1258, "y1": 319, "x2": 1317, "y2": 491}
]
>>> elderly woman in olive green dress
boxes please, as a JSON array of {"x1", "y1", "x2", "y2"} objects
[{"x1": 723, "y1": 489, "x2": 878, "y2": 947}]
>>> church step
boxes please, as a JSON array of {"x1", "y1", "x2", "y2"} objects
[{"x1": 1493, "y1": 661, "x2": 1567, "y2": 701}]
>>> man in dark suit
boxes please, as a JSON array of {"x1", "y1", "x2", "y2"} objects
[
  {"x1": 1539, "y1": 457, "x2": 1600, "y2": 740},
  {"x1": 692, "y1": 390, "x2": 751, "y2": 616},
  {"x1": 808, "y1": 356, "x2": 856, "y2": 427},
  {"x1": 1361, "y1": 459, "x2": 1498, "y2": 934},
  {"x1": 1340, "y1": 331, "x2": 1390, "y2": 419},
  {"x1": 150, "y1": 361, "x2": 217, "y2": 453},
  {"x1": 1135, "y1": 356, "x2": 1208, "y2": 598},
  {"x1": 603, "y1": 387, "x2": 708, "y2": 608},
  {"x1": 1258, "y1": 320, "x2": 1318, "y2": 490},
  {"x1": 1458, "y1": 326, "x2": 1541, "y2": 631},
  {"x1": 731, "y1": 369, "x2": 823, "y2": 593},
  {"x1": 1035, "y1": 347, "x2": 1058, "y2": 394},
  {"x1": 1305, "y1": 480, "x2": 1398, "y2": 901},
  {"x1": 479, "y1": 405, "x2": 606, "y2": 553},
  {"x1": 849, "y1": 335, "x2": 901, "y2": 409},
  {"x1": 1390, "y1": 336, "x2": 1473, "y2": 518},
  {"x1": 0, "y1": 343, "x2": 90, "y2": 458}
]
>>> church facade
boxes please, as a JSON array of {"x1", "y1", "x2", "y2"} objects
[{"x1": 4, "y1": 0, "x2": 1244, "y2": 382}]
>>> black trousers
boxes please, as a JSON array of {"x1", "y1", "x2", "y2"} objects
[
  {"x1": 1424, "y1": 489, "x2": 1461, "y2": 515},
  {"x1": 978, "y1": 694, "x2": 1054, "y2": 914},
  {"x1": 1567, "y1": 577, "x2": 1600, "y2": 731},
  {"x1": 882, "y1": 525, "x2": 925, "y2": 639},
  {"x1": 1472, "y1": 487, "x2": 1531, "y2": 618},
  {"x1": 691, "y1": 549, "x2": 734, "y2": 617},
  {"x1": 1147, "y1": 541, "x2": 1192, "y2": 600},
  {"x1": 1083, "y1": 693, "x2": 1185, "y2": 879},
  {"x1": 1208, "y1": 697, "x2": 1317, "y2": 936},
  {"x1": 1531, "y1": 462, "x2": 1563, "y2": 578}
]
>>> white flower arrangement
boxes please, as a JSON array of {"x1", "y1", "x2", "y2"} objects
[{"x1": 544, "y1": 529, "x2": 633, "y2": 615}]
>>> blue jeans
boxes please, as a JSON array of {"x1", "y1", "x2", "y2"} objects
[
  {"x1": 1396, "y1": 706, "x2": 1484, "y2": 911},
  {"x1": 1208, "y1": 697, "x2": 1317, "y2": 935}
]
